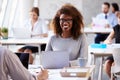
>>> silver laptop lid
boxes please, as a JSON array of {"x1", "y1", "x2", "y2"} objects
[
  {"x1": 41, "y1": 51, "x2": 69, "y2": 69},
  {"x1": 13, "y1": 27, "x2": 31, "y2": 39}
]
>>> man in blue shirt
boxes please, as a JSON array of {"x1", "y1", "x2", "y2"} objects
[{"x1": 94, "y1": 2, "x2": 117, "y2": 43}]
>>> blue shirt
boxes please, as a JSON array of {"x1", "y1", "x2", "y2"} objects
[{"x1": 96, "y1": 13, "x2": 118, "y2": 27}]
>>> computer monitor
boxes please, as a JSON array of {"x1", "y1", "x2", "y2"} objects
[{"x1": 15, "y1": 53, "x2": 29, "y2": 69}]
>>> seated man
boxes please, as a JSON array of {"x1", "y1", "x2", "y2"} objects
[
  {"x1": 93, "y1": 2, "x2": 117, "y2": 43},
  {"x1": 0, "y1": 46, "x2": 48, "y2": 80}
]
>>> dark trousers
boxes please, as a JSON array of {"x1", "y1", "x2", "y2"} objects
[
  {"x1": 95, "y1": 33, "x2": 109, "y2": 43},
  {"x1": 21, "y1": 44, "x2": 46, "y2": 53},
  {"x1": 41, "y1": 44, "x2": 46, "y2": 51}
]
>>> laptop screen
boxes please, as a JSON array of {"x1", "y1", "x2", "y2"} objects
[
  {"x1": 15, "y1": 53, "x2": 29, "y2": 69},
  {"x1": 41, "y1": 51, "x2": 69, "y2": 69},
  {"x1": 13, "y1": 27, "x2": 31, "y2": 39}
]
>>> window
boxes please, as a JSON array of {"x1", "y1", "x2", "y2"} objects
[
  {"x1": 0, "y1": 0, "x2": 38, "y2": 36},
  {"x1": 34, "y1": 0, "x2": 38, "y2": 7},
  {"x1": 0, "y1": 0, "x2": 8, "y2": 27},
  {"x1": 8, "y1": 0, "x2": 18, "y2": 28}
]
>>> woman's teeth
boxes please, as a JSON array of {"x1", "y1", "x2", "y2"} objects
[
  {"x1": 64, "y1": 26, "x2": 68, "y2": 28},
  {"x1": 63, "y1": 26, "x2": 69, "y2": 29}
]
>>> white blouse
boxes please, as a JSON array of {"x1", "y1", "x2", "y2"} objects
[{"x1": 24, "y1": 18, "x2": 48, "y2": 36}]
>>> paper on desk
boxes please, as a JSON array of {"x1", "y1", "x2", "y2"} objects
[
  {"x1": 92, "y1": 17, "x2": 109, "y2": 28},
  {"x1": 29, "y1": 65, "x2": 41, "y2": 69},
  {"x1": 66, "y1": 68, "x2": 89, "y2": 73}
]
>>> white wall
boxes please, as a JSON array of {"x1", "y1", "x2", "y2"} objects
[
  {"x1": 38, "y1": 0, "x2": 120, "y2": 26},
  {"x1": 39, "y1": 0, "x2": 83, "y2": 19},
  {"x1": 82, "y1": 0, "x2": 120, "y2": 26}
]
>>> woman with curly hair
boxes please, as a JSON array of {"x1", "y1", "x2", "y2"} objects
[{"x1": 45, "y1": 4, "x2": 88, "y2": 65}]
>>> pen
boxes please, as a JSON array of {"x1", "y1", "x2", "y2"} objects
[{"x1": 40, "y1": 65, "x2": 44, "y2": 70}]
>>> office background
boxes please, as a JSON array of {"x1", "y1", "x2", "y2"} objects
[{"x1": 0, "y1": 0, "x2": 120, "y2": 29}]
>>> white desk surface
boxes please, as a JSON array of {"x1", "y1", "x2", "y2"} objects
[
  {"x1": 29, "y1": 65, "x2": 95, "y2": 80},
  {"x1": 88, "y1": 44, "x2": 113, "y2": 56},
  {"x1": 88, "y1": 44, "x2": 120, "y2": 56},
  {"x1": 84, "y1": 27, "x2": 112, "y2": 34},
  {"x1": 87, "y1": 44, "x2": 114, "y2": 67},
  {"x1": 88, "y1": 44, "x2": 120, "y2": 80},
  {"x1": 0, "y1": 38, "x2": 49, "y2": 45},
  {"x1": 88, "y1": 45, "x2": 112, "y2": 80}
]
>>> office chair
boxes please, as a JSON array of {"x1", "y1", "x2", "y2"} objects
[
  {"x1": 32, "y1": 44, "x2": 46, "y2": 64},
  {"x1": 111, "y1": 48, "x2": 120, "y2": 80}
]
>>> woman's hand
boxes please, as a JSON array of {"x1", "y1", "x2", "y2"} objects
[
  {"x1": 104, "y1": 24, "x2": 110, "y2": 28},
  {"x1": 31, "y1": 33, "x2": 48, "y2": 38},
  {"x1": 37, "y1": 69, "x2": 48, "y2": 80},
  {"x1": 103, "y1": 40, "x2": 112, "y2": 44}
]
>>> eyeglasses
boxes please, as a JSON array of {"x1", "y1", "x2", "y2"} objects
[{"x1": 60, "y1": 18, "x2": 73, "y2": 23}]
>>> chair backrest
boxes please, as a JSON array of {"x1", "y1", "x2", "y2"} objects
[
  {"x1": 111, "y1": 48, "x2": 120, "y2": 79},
  {"x1": 112, "y1": 48, "x2": 120, "y2": 66},
  {"x1": 110, "y1": 45, "x2": 120, "y2": 79}
]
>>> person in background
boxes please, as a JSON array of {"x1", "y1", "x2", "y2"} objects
[
  {"x1": 0, "y1": 46, "x2": 48, "y2": 80},
  {"x1": 104, "y1": 11, "x2": 120, "y2": 79},
  {"x1": 18, "y1": 7, "x2": 48, "y2": 64},
  {"x1": 94, "y1": 2, "x2": 117, "y2": 43},
  {"x1": 45, "y1": 4, "x2": 88, "y2": 65},
  {"x1": 111, "y1": 3, "x2": 119, "y2": 16}
]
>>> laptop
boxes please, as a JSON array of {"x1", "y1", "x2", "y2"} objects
[
  {"x1": 15, "y1": 53, "x2": 29, "y2": 69},
  {"x1": 41, "y1": 51, "x2": 70, "y2": 69},
  {"x1": 13, "y1": 27, "x2": 31, "y2": 39}
]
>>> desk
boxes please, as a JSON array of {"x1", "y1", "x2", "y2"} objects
[
  {"x1": 0, "y1": 38, "x2": 49, "y2": 45},
  {"x1": 0, "y1": 38, "x2": 49, "y2": 53},
  {"x1": 29, "y1": 65, "x2": 95, "y2": 80},
  {"x1": 88, "y1": 45, "x2": 113, "y2": 80},
  {"x1": 0, "y1": 38, "x2": 49, "y2": 64},
  {"x1": 84, "y1": 27, "x2": 112, "y2": 34}
]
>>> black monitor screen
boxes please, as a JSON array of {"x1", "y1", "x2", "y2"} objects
[{"x1": 15, "y1": 53, "x2": 29, "y2": 69}]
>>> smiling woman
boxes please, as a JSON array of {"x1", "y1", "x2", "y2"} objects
[
  {"x1": 51, "y1": 3, "x2": 84, "y2": 39},
  {"x1": 45, "y1": 3, "x2": 88, "y2": 66},
  {"x1": 59, "y1": 14, "x2": 73, "y2": 38}
]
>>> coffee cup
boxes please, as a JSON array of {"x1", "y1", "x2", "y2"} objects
[{"x1": 78, "y1": 58, "x2": 87, "y2": 67}]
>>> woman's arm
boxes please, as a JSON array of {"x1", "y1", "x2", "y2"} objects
[
  {"x1": 31, "y1": 33, "x2": 48, "y2": 37},
  {"x1": 70, "y1": 34, "x2": 88, "y2": 66},
  {"x1": 104, "y1": 29, "x2": 115, "y2": 44},
  {"x1": 45, "y1": 36, "x2": 53, "y2": 51},
  {"x1": 79, "y1": 34, "x2": 88, "y2": 59}
]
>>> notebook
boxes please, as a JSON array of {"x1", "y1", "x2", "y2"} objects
[
  {"x1": 92, "y1": 17, "x2": 109, "y2": 28},
  {"x1": 15, "y1": 53, "x2": 29, "y2": 69},
  {"x1": 41, "y1": 51, "x2": 70, "y2": 69},
  {"x1": 13, "y1": 27, "x2": 31, "y2": 39}
]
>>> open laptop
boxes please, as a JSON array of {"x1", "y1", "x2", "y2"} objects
[
  {"x1": 13, "y1": 27, "x2": 31, "y2": 39},
  {"x1": 15, "y1": 53, "x2": 29, "y2": 69},
  {"x1": 41, "y1": 51, "x2": 70, "y2": 69}
]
